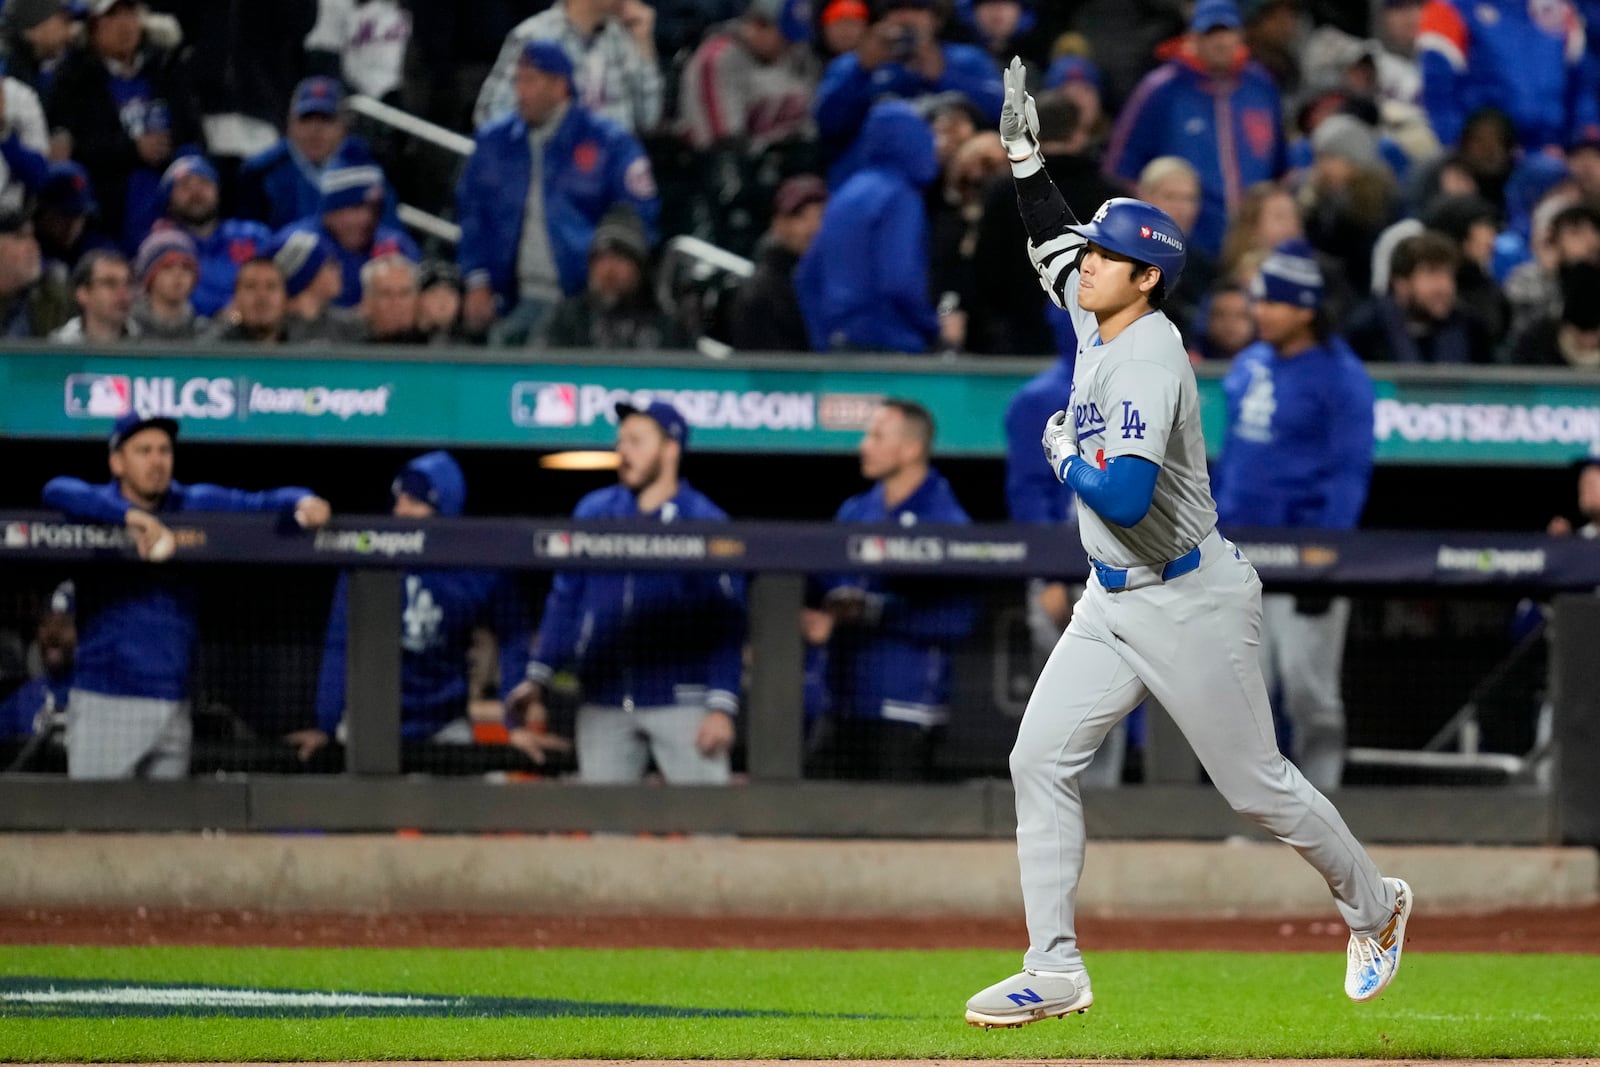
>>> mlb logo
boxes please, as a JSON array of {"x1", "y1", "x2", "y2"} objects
[
  {"x1": 536, "y1": 531, "x2": 573, "y2": 558},
  {"x1": 64, "y1": 374, "x2": 131, "y2": 418},
  {"x1": 850, "y1": 536, "x2": 886, "y2": 563},
  {"x1": 3, "y1": 523, "x2": 28, "y2": 548},
  {"x1": 1139, "y1": 226, "x2": 1152, "y2": 238},
  {"x1": 511, "y1": 382, "x2": 578, "y2": 427}
]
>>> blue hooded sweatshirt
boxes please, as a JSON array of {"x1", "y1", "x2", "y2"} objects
[
  {"x1": 805, "y1": 469, "x2": 980, "y2": 726},
  {"x1": 527, "y1": 481, "x2": 746, "y2": 716},
  {"x1": 794, "y1": 100, "x2": 940, "y2": 353},
  {"x1": 314, "y1": 452, "x2": 532, "y2": 738},
  {"x1": 40, "y1": 477, "x2": 313, "y2": 701}
]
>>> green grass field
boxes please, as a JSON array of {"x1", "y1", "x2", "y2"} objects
[{"x1": 2, "y1": 945, "x2": 1598, "y2": 1062}]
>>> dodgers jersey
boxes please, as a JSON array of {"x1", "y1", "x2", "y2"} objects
[{"x1": 1029, "y1": 227, "x2": 1217, "y2": 568}]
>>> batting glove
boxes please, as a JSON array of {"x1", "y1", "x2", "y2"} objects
[
  {"x1": 1000, "y1": 56, "x2": 1042, "y2": 175},
  {"x1": 1042, "y1": 409, "x2": 1077, "y2": 482}
]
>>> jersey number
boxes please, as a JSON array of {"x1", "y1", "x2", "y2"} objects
[{"x1": 1120, "y1": 401, "x2": 1147, "y2": 440}]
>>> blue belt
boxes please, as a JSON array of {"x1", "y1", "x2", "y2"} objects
[{"x1": 1090, "y1": 543, "x2": 1202, "y2": 592}]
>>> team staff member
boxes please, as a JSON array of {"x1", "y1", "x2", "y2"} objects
[
  {"x1": 294, "y1": 451, "x2": 565, "y2": 770},
  {"x1": 507, "y1": 401, "x2": 745, "y2": 784},
  {"x1": 41, "y1": 412, "x2": 330, "y2": 779},
  {"x1": 1215, "y1": 239, "x2": 1376, "y2": 793},
  {"x1": 964, "y1": 59, "x2": 1410, "y2": 1029},
  {"x1": 804, "y1": 399, "x2": 978, "y2": 781}
]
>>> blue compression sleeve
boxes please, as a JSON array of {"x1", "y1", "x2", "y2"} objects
[{"x1": 1062, "y1": 454, "x2": 1160, "y2": 528}]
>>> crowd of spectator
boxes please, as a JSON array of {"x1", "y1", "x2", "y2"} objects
[{"x1": 0, "y1": 0, "x2": 1598, "y2": 361}]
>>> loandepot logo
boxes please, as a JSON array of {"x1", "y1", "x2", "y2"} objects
[
  {"x1": 1436, "y1": 546, "x2": 1546, "y2": 577},
  {"x1": 0, "y1": 977, "x2": 890, "y2": 1020}
]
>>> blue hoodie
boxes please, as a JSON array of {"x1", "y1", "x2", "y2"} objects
[
  {"x1": 795, "y1": 100, "x2": 940, "y2": 353},
  {"x1": 314, "y1": 452, "x2": 532, "y2": 738},
  {"x1": 40, "y1": 477, "x2": 313, "y2": 701},
  {"x1": 1004, "y1": 355, "x2": 1077, "y2": 523},
  {"x1": 806, "y1": 469, "x2": 979, "y2": 726},
  {"x1": 528, "y1": 481, "x2": 746, "y2": 716},
  {"x1": 1214, "y1": 337, "x2": 1376, "y2": 529}
]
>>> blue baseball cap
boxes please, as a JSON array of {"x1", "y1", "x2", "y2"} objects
[
  {"x1": 38, "y1": 160, "x2": 96, "y2": 217},
  {"x1": 1190, "y1": 0, "x2": 1242, "y2": 31},
  {"x1": 1045, "y1": 55, "x2": 1103, "y2": 91},
  {"x1": 109, "y1": 411, "x2": 178, "y2": 452},
  {"x1": 292, "y1": 76, "x2": 344, "y2": 118},
  {"x1": 616, "y1": 400, "x2": 690, "y2": 448},
  {"x1": 519, "y1": 39, "x2": 576, "y2": 91}
]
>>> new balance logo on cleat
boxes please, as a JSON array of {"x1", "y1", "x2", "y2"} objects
[{"x1": 965, "y1": 970, "x2": 1092, "y2": 1029}]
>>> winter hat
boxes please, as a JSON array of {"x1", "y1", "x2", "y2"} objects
[
  {"x1": 1310, "y1": 112, "x2": 1380, "y2": 169},
  {"x1": 318, "y1": 164, "x2": 385, "y2": 215},
  {"x1": 589, "y1": 207, "x2": 649, "y2": 266},
  {"x1": 37, "y1": 161, "x2": 96, "y2": 217},
  {"x1": 157, "y1": 154, "x2": 219, "y2": 207},
  {"x1": 519, "y1": 40, "x2": 576, "y2": 93},
  {"x1": 271, "y1": 230, "x2": 336, "y2": 298},
  {"x1": 1251, "y1": 238, "x2": 1324, "y2": 308},
  {"x1": 820, "y1": 0, "x2": 869, "y2": 24},
  {"x1": 132, "y1": 226, "x2": 198, "y2": 289}
]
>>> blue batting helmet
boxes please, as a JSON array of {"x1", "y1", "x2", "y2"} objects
[{"x1": 1068, "y1": 197, "x2": 1187, "y2": 284}]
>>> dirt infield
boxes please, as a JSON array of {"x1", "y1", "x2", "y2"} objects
[{"x1": 4, "y1": 904, "x2": 1600, "y2": 953}]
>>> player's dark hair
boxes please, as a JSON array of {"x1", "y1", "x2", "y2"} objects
[
  {"x1": 1127, "y1": 260, "x2": 1168, "y2": 309},
  {"x1": 71, "y1": 249, "x2": 128, "y2": 291},
  {"x1": 233, "y1": 255, "x2": 283, "y2": 290},
  {"x1": 1389, "y1": 231, "x2": 1458, "y2": 286},
  {"x1": 881, "y1": 397, "x2": 936, "y2": 453}
]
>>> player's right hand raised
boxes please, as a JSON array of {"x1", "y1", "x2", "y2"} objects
[{"x1": 999, "y1": 56, "x2": 1040, "y2": 161}]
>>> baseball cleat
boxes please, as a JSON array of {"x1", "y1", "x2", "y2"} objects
[
  {"x1": 964, "y1": 969, "x2": 1092, "y2": 1028},
  {"x1": 1345, "y1": 876, "x2": 1413, "y2": 1002}
]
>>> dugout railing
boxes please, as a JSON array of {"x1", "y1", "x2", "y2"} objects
[{"x1": 0, "y1": 513, "x2": 1597, "y2": 846}]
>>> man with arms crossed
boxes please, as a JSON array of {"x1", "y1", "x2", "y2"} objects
[{"x1": 964, "y1": 59, "x2": 1411, "y2": 1028}]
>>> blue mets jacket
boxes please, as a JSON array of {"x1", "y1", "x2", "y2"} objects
[
  {"x1": 40, "y1": 477, "x2": 312, "y2": 701},
  {"x1": 527, "y1": 482, "x2": 745, "y2": 716}
]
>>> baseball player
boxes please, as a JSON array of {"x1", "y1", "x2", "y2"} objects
[
  {"x1": 964, "y1": 58, "x2": 1412, "y2": 1029},
  {"x1": 40, "y1": 412, "x2": 331, "y2": 779},
  {"x1": 1215, "y1": 239, "x2": 1376, "y2": 794}
]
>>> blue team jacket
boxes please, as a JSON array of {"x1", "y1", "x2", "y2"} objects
[
  {"x1": 1104, "y1": 46, "x2": 1285, "y2": 259},
  {"x1": 1213, "y1": 337, "x2": 1376, "y2": 529},
  {"x1": 237, "y1": 136, "x2": 392, "y2": 231},
  {"x1": 40, "y1": 478, "x2": 312, "y2": 700},
  {"x1": 273, "y1": 217, "x2": 421, "y2": 309},
  {"x1": 794, "y1": 100, "x2": 940, "y2": 353},
  {"x1": 528, "y1": 482, "x2": 745, "y2": 715},
  {"x1": 0, "y1": 673, "x2": 71, "y2": 738},
  {"x1": 814, "y1": 42, "x2": 1003, "y2": 187},
  {"x1": 808, "y1": 470, "x2": 980, "y2": 725},
  {"x1": 1004, "y1": 355, "x2": 1077, "y2": 523},
  {"x1": 454, "y1": 105, "x2": 660, "y2": 311},
  {"x1": 1418, "y1": 0, "x2": 1600, "y2": 151}
]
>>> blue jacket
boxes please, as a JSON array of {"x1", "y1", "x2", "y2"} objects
[
  {"x1": 274, "y1": 216, "x2": 421, "y2": 309},
  {"x1": 1418, "y1": 0, "x2": 1600, "y2": 151},
  {"x1": 40, "y1": 478, "x2": 312, "y2": 701},
  {"x1": 314, "y1": 452, "x2": 530, "y2": 738},
  {"x1": 1004, "y1": 355, "x2": 1077, "y2": 524},
  {"x1": 807, "y1": 469, "x2": 979, "y2": 725},
  {"x1": 814, "y1": 44, "x2": 1003, "y2": 187},
  {"x1": 1104, "y1": 47, "x2": 1285, "y2": 259},
  {"x1": 1214, "y1": 337, "x2": 1376, "y2": 529},
  {"x1": 795, "y1": 100, "x2": 940, "y2": 353},
  {"x1": 0, "y1": 673, "x2": 71, "y2": 739},
  {"x1": 528, "y1": 482, "x2": 745, "y2": 715},
  {"x1": 455, "y1": 105, "x2": 660, "y2": 311},
  {"x1": 184, "y1": 218, "x2": 274, "y2": 319},
  {"x1": 237, "y1": 136, "x2": 393, "y2": 231}
]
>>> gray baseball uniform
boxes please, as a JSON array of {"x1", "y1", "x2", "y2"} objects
[{"x1": 1011, "y1": 202, "x2": 1397, "y2": 975}]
